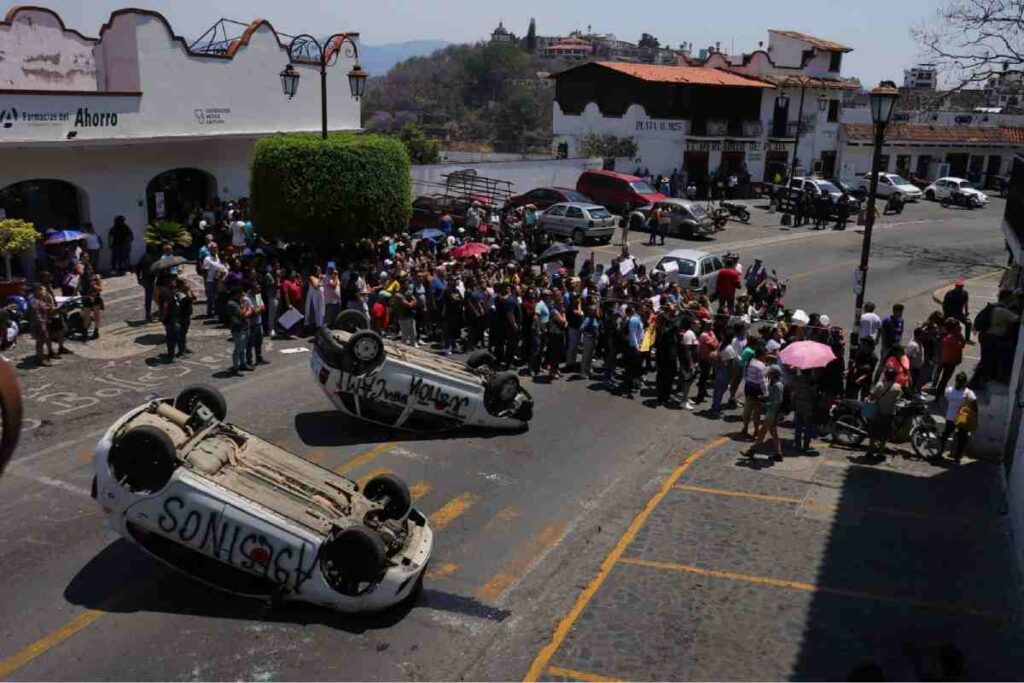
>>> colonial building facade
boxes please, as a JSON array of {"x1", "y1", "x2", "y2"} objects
[{"x1": 0, "y1": 6, "x2": 362, "y2": 271}]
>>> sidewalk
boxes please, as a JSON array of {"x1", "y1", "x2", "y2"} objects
[{"x1": 535, "y1": 436, "x2": 1023, "y2": 681}]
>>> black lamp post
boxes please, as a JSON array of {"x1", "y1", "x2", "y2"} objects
[
  {"x1": 850, "y1": 80, "x2": 900, "y2": 353},
  {"x1": 280, "y1": 33, "x2": 368, "y2": 140},
  {"x1": 777, "y1": 77, "x2": 830, "y2": 183}
]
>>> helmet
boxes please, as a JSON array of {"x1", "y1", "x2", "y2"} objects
[{"x1": 5, "y1": 295, "x2": 27, "y2": 316}]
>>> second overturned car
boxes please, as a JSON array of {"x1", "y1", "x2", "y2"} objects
[{"x1": 311, "y1": 311, "x2": 534, "y2": 432}]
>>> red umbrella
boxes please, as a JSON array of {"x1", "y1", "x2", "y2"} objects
[{"x1": 452, "y1": 242, "x2": 489, "y2": 259}]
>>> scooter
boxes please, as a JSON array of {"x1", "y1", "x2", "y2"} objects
[
  {"x1": 720, "y1": 201, "x2": 751, "y2": 223},
  {"x1": 829, "y1": 396, "x2": 941, "y2": 459},
  {"x1": 940, "y1": 189, "x2": 982, "y2": 210}
]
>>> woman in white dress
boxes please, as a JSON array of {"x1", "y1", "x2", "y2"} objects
[{"x1": 305, "y1": 265, "x2": 325, "y2": 331}]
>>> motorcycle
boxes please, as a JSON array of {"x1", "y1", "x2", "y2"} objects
[
  {"x1": 940, "y1": 189, "x2": 982, "y2": 210},
  {"x1": 720, "y1": 200, "x2": 751, "y2": 223},
  {"x1": 829, "y1": 396, "x2": 942, "y2": 459},
  {"x1": 883, "y1": 192, "x2": 905, "y2": 215},
  {"x1": 706, "y1": 202, "x2": 729, "y2": 230}
]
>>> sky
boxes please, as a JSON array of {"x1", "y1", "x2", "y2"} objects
[{"x1": 2, "y1": 0, "x2": 948, "y2": 86}]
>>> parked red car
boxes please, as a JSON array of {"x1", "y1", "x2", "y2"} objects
[
  {"x1": 505, "y1": 187, "x2": 592, "y2": 211},
  {"x1": 576, "y1": 170, "x2": 667, "y2": 214}
]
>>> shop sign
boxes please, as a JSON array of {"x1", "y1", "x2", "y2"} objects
[
  {"x1": 193, "y1": 107, "x2": 231, "y2": 125},
  {"x1": 0, "y1": 106, "x2": 118, "y2": 131},
  {"x1": 635, "y1": 118, "x2": 683, "y2": 132},
  {"x1": 686, "y1": 139, "x2": 762, "y2": 152}
]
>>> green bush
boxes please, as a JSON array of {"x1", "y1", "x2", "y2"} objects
[
  {"x1": 143, "y1": 220, "x2": 192, "y2": 249},
  {"x1": 250, "y1": 133, "x2": 412, "y2": 242},
  {"x1": 0, "y1": 218, "x2": 38, "y2": 280}
]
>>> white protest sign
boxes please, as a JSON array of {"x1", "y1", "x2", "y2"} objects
[
  {"x1": 662, "y1": 259, "x2": 679, "y2": 273},
  {"x1": 619, "y1": 258, "x2": 635, "y2": 276}
]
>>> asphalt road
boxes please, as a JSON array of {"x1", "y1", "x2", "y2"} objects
[{"x1": 0, "y1": 198, "x2": 1008, "y2": 680}]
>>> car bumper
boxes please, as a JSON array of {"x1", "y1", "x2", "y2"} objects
[{"x1": 586, "y1": 226, "x2": 616, "y2": 239}]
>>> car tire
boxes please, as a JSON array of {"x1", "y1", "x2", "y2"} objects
[
  {"x1": 571, "y1": 229, "x2": 585, "y2": 245},
  {"x1": 466, "y1": 349, "x2": 498, "y2": 369},
  {"x1": 363, "y1": 474, "x2": 412, "y2": 521},
  {"x1": 486, "y1": 371, "x2": 520, "y2": 407},
  {"x1": 321, "y1": 525, "x2": 387, "y2": 595},
  {"x1": 174, "y1": 385, "x2": 227, "y2": 421},
  {"x1": 347, "y1": 330, "x2": 386, "y2": 375},
  {"x1": 940, "y1": 197, "x2": 951, "y2": 208},
  {"x1": 108, "y1": 424, "x2": 178, "y2": 493},
  {"x1": 332, "y1": 309, "x2": 370, "y2": 333},
  {"x1": 316, "y1": 327, "x2": 350, "y2": 369}
]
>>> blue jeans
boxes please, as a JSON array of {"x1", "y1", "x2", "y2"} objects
[
  {"x1": 232, "y1": 328, "x2": 249, "y2": 370},
  {"x1": 793, "y1": 411, "x2": 815, "y2": 450},
  {"x1": 711, "y1": 362, "x2": 730, "y2": 413},
  {"x1": 246, "y1": 324, "x2": 263, "y2": 365}
]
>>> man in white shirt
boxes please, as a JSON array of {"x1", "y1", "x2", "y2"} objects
[
  {"x1": 858, "y1": 301, "x2": 883, "y2": 346},
  {"x1": 229, "y1": 211, "x2": 247, "y2": 249},
  {"x1": 940, "y1": 371, "x2": 977, "y2": 462},
  {"x1": 202, "y1": 243, "x2": 227, "y2": 317}
]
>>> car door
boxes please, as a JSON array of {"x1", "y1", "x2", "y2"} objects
[
  {"x1": 699, "y1": 257, "x2": 716, "y2": 291},
  {"x1": 565, "y1": 206, "x2": 585, "y2": 236},
  {"x1": 542, "y1": 204, "x2": 567, "y2": 235},
  {"x1": 935, "y1": 179, "x2": 949, "y2": 199}
]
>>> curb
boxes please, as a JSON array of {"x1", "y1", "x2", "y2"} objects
[{"x1": 931, "y1": 269, "x2": 1006, "y2": 306}]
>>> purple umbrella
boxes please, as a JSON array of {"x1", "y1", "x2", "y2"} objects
[{"x1": 43, "y1": 229, "x2": 86, "y2": 245}]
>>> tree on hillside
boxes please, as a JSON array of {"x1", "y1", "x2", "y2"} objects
[
  {"x1": 638, "y1": 33, "x2": 661, "y2": 49},
  {"x1": 915, "y1": 0, "x2": 1024, "y2": 92},
  {"x1": 579, "y1": 133, "x2": 638, "y2": 159},
  {"x1": 524, "y1": 18, "x2": 537, "y2": 53},
  {"x1": 398, "y1": 123, "x2": 441, "y2": 164}
]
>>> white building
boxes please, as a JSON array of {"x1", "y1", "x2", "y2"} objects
[
  {"x1": 550, "y1": 29, "x2": 857, "y2": 188},
  {"x1": 0, "y1": 6, "x2": 362, "y2": 272},
  {"x1": 903, "y1": 64, "x2": 937, "y2": 91}
]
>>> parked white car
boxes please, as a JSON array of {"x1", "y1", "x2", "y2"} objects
[
  {"x1": 92, "y1": 385, "x2": 432, "y2": 613},
  {"x1": 923, "y1": 177, "x2": 989, "y2": 204},
  {"x1": 859, "y1": 172, "x2": 923, "y2": 201},
  {"x1": 537, "y1": 202, "x2": 618, "y2": 245},
  {"x1": 653, "y1": 249, "x2": 730, "y2": 291},
  {"x1": 312, "y1": 311, "x2": 533, "y2": 432}
]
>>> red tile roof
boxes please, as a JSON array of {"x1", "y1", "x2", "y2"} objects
[
  {"x1": 842, "y1": 123, "x2": 1015, "y2": 144},
  {"x1": 757, "y1": 74, "x2": 859, "y2": 90},
  {"x1": 770, "y1": 30, "x2": 853, "y2": 53},
  {"x1": 593, "y1": 61, "x2": 773, "y2": 88}
]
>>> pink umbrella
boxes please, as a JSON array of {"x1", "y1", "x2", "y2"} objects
[
  {"x1": 778, "y1": 340, "x2": 836, "y2": 370},
  {"x1": 452, "y1": 242, "x2": 490, "y2": 259}
]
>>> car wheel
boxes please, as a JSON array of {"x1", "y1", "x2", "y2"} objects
[
  {"x1": 486, "y1": 371, "x2": 520, "y2": 406},
  {"x1": 363, "y1": 474, "x2": 412, "y2": 520},
  {"x1": 347, "y1": 330, "x2": 386, "y2": 374},
  {"x1": 571, "y1": 229, "x2": 585, "y2": 245},
  {"x1": 321, "y1": 525, "x2": 387, "y2": 595},
  {"x1": 466, "y1": 349, "x2": 498, "y2": 369},
  {"x1": 940, "y1": 197, "x2": 951, "y2": 208},
  {"x1": 108, "y1": 424, "x2": 178, "y2": 493},
  {"x1": 174, "y1": 385, "x2": 227, "y2": 421},
  {"x1": 332, "y1": 309, "x2": 370, "y2": 333},
  {"x1": 925, "y1": 189, "x2": 935, "y2": 200}
]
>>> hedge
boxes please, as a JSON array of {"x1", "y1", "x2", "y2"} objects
[{"x1": 250, "y1": 132, "x2": 412, "y2": 242}]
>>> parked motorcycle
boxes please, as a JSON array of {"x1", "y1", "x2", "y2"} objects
[
  {"x1": 830, "y1": 396, "x2": 942, "y2": 459},
  {"x1": 883, "y1": 192, "x2": 905, "y2": 215},
  {"x1": 940, "y1": 189, "x2": 982, "y2": 210},
  {"x1": 720, "y1": 200, "x2": 751, "y2": 223}
]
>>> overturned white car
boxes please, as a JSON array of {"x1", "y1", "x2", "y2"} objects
[
  {"x1": 311, "y1": 311, "x2": 534, "y2": 432},
  {"x1": 91, "y1": 385, "x2": 432, "y2": 613}
]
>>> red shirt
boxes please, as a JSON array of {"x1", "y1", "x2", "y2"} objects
[
  {"x1": 698, "y1": 330, "x2": 719, "y2": 363},
  {"x1": 281, "y1": 278, "x2": 303, "y2": 307},
  {"x1": 884, "y1": 355, "x2": 911, "y2": 387},
  {"x1": 716, "y1": 268, "x2": 742, "y2": 298},
  {"x1": 371, "y1": 300, "x2": 389, "y2": 330},
  {"x1": 941, "y1": 332, "x2": 964, "y2": 365}
]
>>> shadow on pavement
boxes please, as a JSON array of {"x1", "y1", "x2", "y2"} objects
[
  {"x1": 791, "y1": 460, "x2": 1024, "y2": 679},
  {"x1": 293, "y1": 410, "x2": 515, "y2": 447},
  {"x1": 64, "y1": 539, "x2": 505, "y2": 633}
]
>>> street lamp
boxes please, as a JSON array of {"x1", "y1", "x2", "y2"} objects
[
  {"x1": 281, "y1": 33, "x2": 368, "y2": 140},
  {"x1": 850, "y1": 80, "x2": 900, "y2": 354}
]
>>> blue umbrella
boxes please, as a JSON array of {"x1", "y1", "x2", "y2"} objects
[
  {"x1": 412, "y1": 228, "x2": 446, "y2": 240},
  {"x1": 43, "y1": 229, "x2": 86, "y2": 245}
]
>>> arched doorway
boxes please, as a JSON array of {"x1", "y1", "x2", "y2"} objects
[
  {"x1": 146, "y1": 168, "x2": 216, "y2": 224},
  {"x1": 0, "y1": 179, "x2": 85, "y2": 231}
]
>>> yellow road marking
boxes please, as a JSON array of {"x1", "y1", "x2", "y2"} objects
[
  {"x1": 619, "y1": 557, "x2": 1003, "y2": 620},
  {"x1": 495, "y1": 506, "x2": 519, "y2": 522},
  {"x1": 476, "y1": 522, "x2": 567, "y2": 602},
  {"x1": 547, "y1": 665, "x2": 625, "y2": 682},
  {"x1": 75, "y1": 450, "x2": 93, "y2": 465},
  {"x1": 426, "y1": 562, "x2": 459, "y2": 579},
  {"x1": 675, "y1": 484, "x2": 804, "y2": 505},
  {"x1": 332, "y1": 441, "x2": 395, "y2": 475},
  {"x1": 0, "y1": 610, "x2": 105, "y2": 679},
  {"x1": 306, "y1": 449, "x2": 326, "y2": 464},
  {"x1": 522, "y1": 436, "x2": 729, "y2": 682},
  {"x1": 409, "y1": 481, "x2": 432, "y2": 500},
  {"x1": 674, "y1": 484, "x2": 972, "y2": 522},
  {"x1": 429, "y1": 492, "x2": 479, "y2": 531},
  {"x1": 356, "y1": 467, "x2": 395, "y2": 489}
]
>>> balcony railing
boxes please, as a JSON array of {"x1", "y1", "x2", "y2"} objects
[
  {"x1": 741, "y1": 120, "x2": 763, "y2": 138},
  {"x1": 706, "y1": 119, "x2": 728, "y2": 137}
]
